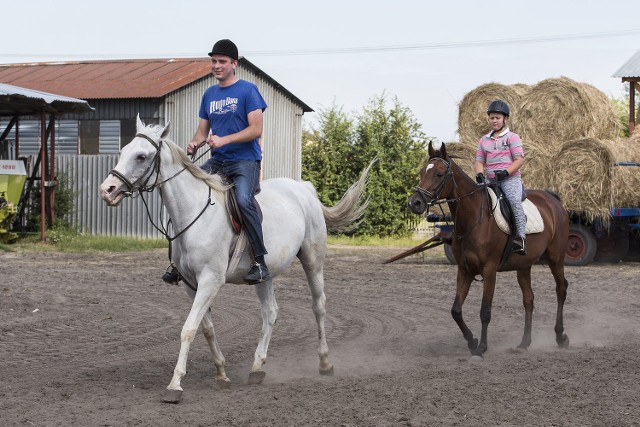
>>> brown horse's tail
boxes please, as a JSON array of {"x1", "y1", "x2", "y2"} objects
[{"x1": 321, "y1": 159, "x2": 375, "y2": 233}]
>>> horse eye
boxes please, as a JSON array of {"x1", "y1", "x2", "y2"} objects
[
  {"x1": 435, "y1": 171, "x2": 444, "y2": 177},
  {"x1": 136, "y1": 154, "x2": 147, "y2": 161}
]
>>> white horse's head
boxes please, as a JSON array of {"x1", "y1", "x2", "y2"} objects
[{"x1": 99, "y1": 115, "x2": 171, "y2": 206}]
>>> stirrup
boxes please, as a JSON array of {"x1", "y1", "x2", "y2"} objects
[{"x1": 244, "y1": 262, "x2": 270, "y2": 284}]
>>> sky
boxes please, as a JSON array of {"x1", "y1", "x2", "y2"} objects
[{"x1": 2, "y1": 0, "x2": 638, "y2": 142}]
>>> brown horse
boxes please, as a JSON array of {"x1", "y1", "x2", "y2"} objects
[{"x1": 408, "y1": 141, "x2": 570, "y2": 360}]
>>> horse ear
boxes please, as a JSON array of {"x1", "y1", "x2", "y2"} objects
[
  {"x1": 136, "y1": 114, "x2": 145, "y2": 132},
  {"x1": 430, "y1": 140, "x2": 444, "y2": 157},
  {"x1": 440, "y1": 141, "x2": 448, "y2": 159},
  {"x1": 161, "y1": 121, "x2": 171, "y2": 139}
]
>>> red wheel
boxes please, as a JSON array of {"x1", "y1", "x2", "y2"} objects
[{"x1": 565, "y1": 224, "x2": 596, "y2": 266}]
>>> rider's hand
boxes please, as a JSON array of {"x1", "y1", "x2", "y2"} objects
[
  {"x1": 495, "y1": 170, "x2": 509, "y2": 181},
  {"x1": 475, "y1": 172, "x2": 485, "y2": 184},
  {"x1": 186, "y1": 141, "x2": 199, "y2": 155}
]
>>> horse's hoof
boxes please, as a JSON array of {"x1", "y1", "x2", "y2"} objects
[
  {"x1": 319, "y1": 364, "x2": 334, "y2": 376},
  {"x1": 557, "y1": 334, "x2": 570, "y2": 349},
  {"x1": 468, "y1": 338, "x2": 479, "y2": 353},
  {"x1": 469, "y1": 355, "x2": 484, "y2": 363},
  {"x1": 162, "y1": 389, "x2": 183, "y2": 404},
  {"x1": 216, "y1": 377, "x2": 231, "y2": 390},
  {"x1": 248, "y1": 370, "x2": 266, "y2": 385}
]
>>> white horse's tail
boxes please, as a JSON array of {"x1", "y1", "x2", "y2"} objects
[{"x1": 320, "y1": 159, "x2": 375, "y2": 232}]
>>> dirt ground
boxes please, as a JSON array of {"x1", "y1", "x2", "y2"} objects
[{"x1": 1, "y1": 245, "x2": 639, "y2": 426}]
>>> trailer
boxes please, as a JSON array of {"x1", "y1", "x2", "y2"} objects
[{"x1": 564, "y1": 162, "x2": 640, "y2": 266}]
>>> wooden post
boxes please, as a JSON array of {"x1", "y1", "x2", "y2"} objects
[
  {"x1": 40, "y1": 110, "x2": 46, "y2": 242},
  {"x1": 49, "y1": 115, "x2": 56, "y2": 223},
  {"x1": 630, "y1": 82, "x2": 636, "y2": 136}
]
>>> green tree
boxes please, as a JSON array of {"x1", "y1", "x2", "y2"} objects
[
  {"x1": 302, "y1": 94, "x2": 429, "y2": 237},
  {"x1": 351, "y1": 93, "x2": 429, "y2": 236},
  {"x1": 611, "y1": 83, "x2": 639, "y2": 137},
  {"x1": 302, "y1": 104, "x2": 355, "y2": 206}
]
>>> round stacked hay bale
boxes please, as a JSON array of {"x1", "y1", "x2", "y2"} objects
[
  {"x1": 553, "y1": 138, "x2": 614, "y2": 224},
  {"x1": 604, "y1": 137, "x2": 640, "y2": 208},
  {"x1": 457, "y1": 82, "x2": 529, "y2": 148},
  {"x1": 520, "y1": 141, "x2": 555, "y2": 190},
  {"x1": 517, "y1": 76, "x2": 621, "y2": 144},
  {"x1": 445, "y1": 141, "x2": 476, "y2": 177}
]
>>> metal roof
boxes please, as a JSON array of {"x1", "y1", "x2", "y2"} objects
[
  {"x1": 612, "y1": 49, "x2": 640, "y2": 79},
  {"x1": 0, "y1": 82, "x2": 94, "y2": 116},
  {"x1": 0, "y1": 57, "x2": 313, "y2": 112}
]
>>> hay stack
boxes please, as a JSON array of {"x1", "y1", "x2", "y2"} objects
[
  {"x1": 605, "y1": 137, "x2": 640, "y2": 208},
  {"x1": 520, "y1": 141, "x2": 555, "y2": 190},
  {"x1": 517, "y1": 76, "x2": 621, "y2": 144},
  {"x1": 457, "y1": 83, "x2": 529, "y2": 147},
  {"x1": 553, "y1": 138, "x2": 614, "y2": 223},
  {"x1": 445, "y1": 142, "x2": 476, "y2": 177}
]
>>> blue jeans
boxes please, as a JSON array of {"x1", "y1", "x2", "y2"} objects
[{"x1": 201, "y1": 158, "x2": 267, "y2": 257}]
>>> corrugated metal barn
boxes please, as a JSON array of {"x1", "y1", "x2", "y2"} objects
[{"x1": 0, "y1": 58, "x2": 313, "y2": 238}]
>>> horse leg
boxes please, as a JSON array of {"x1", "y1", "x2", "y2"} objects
[
  {"x1": 516, "y1": 267, "x2": 534, "y2": 350},
  {"x1": 473, "y1": 269, "x2": 497, "y2": 359},
  {"x1": 451, "y1": 268, "x2": 478, "y2": 354},
  {"x1": 163, "y1": 280, "x2": 223, "y2": 403},
  {"x1": 549, "y1": 259, "x2": 570, "y2": 348},
  {"x1": 200, "y1": 308, "x2": 231, "y2": 389},
  {"x1": 248, "y1": 278, "x2": 279, "y2": 385},
  {"x1": 299, "y1": 249, "x2": 333, "y2": 376}
]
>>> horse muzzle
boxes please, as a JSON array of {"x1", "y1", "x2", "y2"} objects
[
  {"x1": 99, "y1": 177, "x2": 128, "y2": 207},
  {"x1": 408, "y1": 191, "x2": 430, "y2": 215}
]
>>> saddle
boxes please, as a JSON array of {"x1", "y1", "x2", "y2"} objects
[{"x1": 486, "y1": 184, "x2": 544, "y2": 235}]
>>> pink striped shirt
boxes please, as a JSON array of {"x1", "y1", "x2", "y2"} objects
[{"x1": 475, "y1": 128, "x2": 524, "y2": 178}]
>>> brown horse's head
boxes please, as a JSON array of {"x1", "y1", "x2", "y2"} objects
[{"x1": 408, "y1": 141, "x2": 453, "y2": 215}]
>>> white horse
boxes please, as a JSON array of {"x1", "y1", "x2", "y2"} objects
[{"x1": 99, "y1": 117, "x2": 372, "y2": 403}]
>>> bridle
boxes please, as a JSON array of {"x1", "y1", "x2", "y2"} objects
[
  {"x1": 413, "y1": 157, "x2": 454, "y2": 207},
  {"x1": 108, "y1": 132, "x2": 214, "y2": 242},
  {"x1": 413, "y1": 155, "x2": 488, "y2": 239},
  {"x1": 109, "y1": 133, "x2": 162, "y2": 195}
]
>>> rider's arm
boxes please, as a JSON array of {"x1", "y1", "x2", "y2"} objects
[
  {"x1": 187, "y1": 119, "x2": 211, "y2": 154},
  {"x1": 209, "y1": 109, "x2": 263, "y2": 149}
]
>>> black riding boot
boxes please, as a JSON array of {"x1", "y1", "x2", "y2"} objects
[
  {"x1": 513, "y1": 236, "x2": 527, "y2": 255},
  {"x1": 244, "y1": 255, "x2": 270, "y2": 284},
  {"x1": 162, "y1": 266, "x2": 181, "y2": 284}
]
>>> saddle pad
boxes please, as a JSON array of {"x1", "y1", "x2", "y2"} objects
[{"x1": 487, "y1": 188, "x2": 544, "y2": 235}]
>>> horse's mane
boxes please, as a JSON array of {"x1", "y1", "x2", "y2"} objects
[{"x1": 163, "y1": 139, "x2": 231, "y2": 194}]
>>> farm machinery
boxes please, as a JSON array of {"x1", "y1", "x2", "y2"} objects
[{"x1": 0, "y1": 160, "x2": 27, "y2": 243}]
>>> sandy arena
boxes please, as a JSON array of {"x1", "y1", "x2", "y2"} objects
[{"x1": 1, "y1": 246, "x2": 639, "y2": 426}]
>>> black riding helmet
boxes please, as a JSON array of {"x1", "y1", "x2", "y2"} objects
[{"x1": 487, "y1": 99, "x2": 510, "y2": 117}]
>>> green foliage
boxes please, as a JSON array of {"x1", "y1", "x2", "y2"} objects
[
  {"x1": 611, "y1": 95, "x2": 631, "y2": 137},
  {"x1": 27, "y1": 171, "x2": 75, "y2": 231},
  {"x1": 303, "y1": 93, "x2": 430, "y2": 237}
]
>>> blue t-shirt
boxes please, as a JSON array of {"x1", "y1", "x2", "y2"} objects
[{"x1": 198, "y1": 79, "x2": 267, "y2": 161}]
